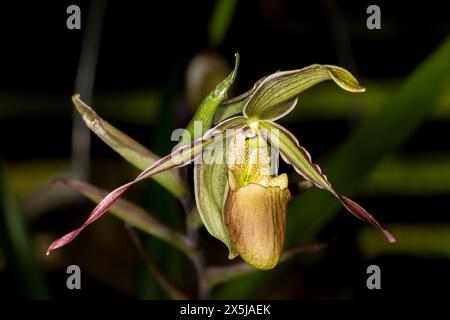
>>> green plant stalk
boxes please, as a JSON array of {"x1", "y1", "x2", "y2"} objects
[{"x1": 126, "y1": 224, "x2": 189, "y2": 299}]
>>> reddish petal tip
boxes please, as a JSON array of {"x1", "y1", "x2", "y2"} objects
[
  {"x1": 339, "y1": 195, "x2": 396, "y2": 244},
  {"x1": 46, "y1": 228, "x2": 84, "y2": 255},
  {"x1": 384, "y1": 231, "x2": 397, "y2": 244}
]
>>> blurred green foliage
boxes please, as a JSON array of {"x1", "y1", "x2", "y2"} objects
[
  {"x1": 208, "y1": 0, "x2": 237, "y2": 47},
  {"x1": 0, "y1": 164, "x2": 49, "y2": 299},
  {"x1": 359, "y1": 224, "x2": 450, "y2": 260}
]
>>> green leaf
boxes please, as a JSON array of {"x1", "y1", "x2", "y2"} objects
[
  {"x1": 287, "y1": 36, "x2": 450, "y2": 244},
  {"x1": 72, "y1": 94, "x2": 186, "y2": 198},
  {"x1": 54, "y1": 179, "x2": 193, "y2": 257},
  {"x1": 244, "y1": 64, "x2": 365, "y2": 120},
  {"x1": 180, "y1": 53, "x2": 240, "y2": 144}
]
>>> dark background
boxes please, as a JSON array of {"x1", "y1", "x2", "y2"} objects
[{"x1": 0, "y1": 0, "x2": 449, "y2": 299}]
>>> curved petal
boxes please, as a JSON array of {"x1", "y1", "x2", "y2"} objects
[
  {"x1": 72, "y1": 94, "x2": 186, "y2": 198},
  {"x1": 339, "y1": 196, "x2": 396, "y2": 243},
  {"x1": 259, "y1": 120, "x2": 396, "y2": 243},
  {"x1": 244, "y1": 64, "x2": 365, "y2": 121},
  {"x1": 180, "y1": 53, "x2": 240, "y2": 144},
  {"x1": 47, "y1": 116, "x2": 248, "y2": 255},
  {"x1": 260, "y1": 121, "x2": 332, "y2": 191},
  {"x1": 194, "y1": 158, "x2": 239, "y2": 259},
  {"x1": 54, "y1": 179, "x2": 191, "y2": 255},
  {"x1": 193, "y1": 124, "x2": 250, "y2": 259}
]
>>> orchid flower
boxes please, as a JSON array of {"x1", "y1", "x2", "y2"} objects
[{"x1": 47, "y1": 54, "x2": 395, "y2": 270}]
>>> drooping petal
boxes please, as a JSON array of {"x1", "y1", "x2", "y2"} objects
[
  {"x1": 54, "y1": 179, "x2": 191, "y2": 254},
  {"x1": 259, "y1": 121, "x2": 332, "y2": 191},
  {"x1": 47, "y1": 116, "x2": 247, "y2": 254},
  {"x1": 259, "y1": 120, "x2": 396, "y2": 243},
  {"x1": 339, "y1": 196, "x2": 396, "y2": 243},
  {"x1": 244, "y1": 64, "x2": 365, "y2": 121},
  {"x1": 72, "y1": 94, "x2": 186, "y2": 198}
]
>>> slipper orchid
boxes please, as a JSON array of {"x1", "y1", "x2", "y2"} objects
[{"x1": 48, "y1": 54, "x2": 395, "y2": 270}]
